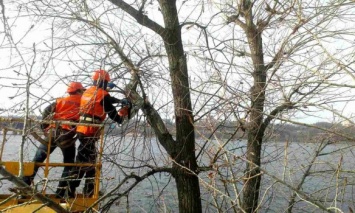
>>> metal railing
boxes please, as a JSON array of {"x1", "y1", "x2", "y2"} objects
[{"x1": 0, "y1": 117, "x2": 106, "y2": 199}]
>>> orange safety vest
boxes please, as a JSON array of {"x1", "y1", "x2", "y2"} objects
[
  {"x1": 47, "y1": 94, "x2": 82, "y2": 131},
  {"x1": 76, "y1": 86, "x2": 108, "y2": 136}
]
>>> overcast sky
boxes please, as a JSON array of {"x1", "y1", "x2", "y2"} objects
[{"x1": 1, "y1": 1, "x2": 355, "y2": 125}]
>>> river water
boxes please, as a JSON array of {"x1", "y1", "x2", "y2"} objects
[{"x1": 1, "y1": 134, "x2": 355, "y2": 212}]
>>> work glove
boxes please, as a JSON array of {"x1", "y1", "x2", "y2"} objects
[
  {"x1": 107, "y1": 82, "x2": 117, "y2": 90},
  {"x1": 118, "y1": 98, "x2": 132, "y2": 120},
  {"x1": 120, "y1": 98, "x2": 131, "y2": 106},
  {"x1": 118, "y1": 106, "x2": 129, "y2": 118}
]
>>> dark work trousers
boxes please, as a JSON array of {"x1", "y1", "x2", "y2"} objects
[
  {"x1": 22, "y1": 129, "x2": 76, "y2": 198},
  {"x1": 69, "y1": 133, "x2": 98, "y2": 197}
]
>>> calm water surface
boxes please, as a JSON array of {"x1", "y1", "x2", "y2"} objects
[{"x1": 1, "y1": 134, "x2": 355, "y2": 212}]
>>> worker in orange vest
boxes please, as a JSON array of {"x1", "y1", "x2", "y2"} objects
[
  {"x1": 22, "y1": 82, "x2": 86, "y2": 198},
  {"x1": 69, "y1": 69, "x2": 131, "y2": 197}
]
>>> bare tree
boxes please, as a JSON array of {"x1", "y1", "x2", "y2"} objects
[
  {"x1": 204, "y1": 0, "x2": 355, "y2": 212},
  {"x1": 2, "y1": 0, "x2": 355, "y2": 213},
  {"x1": 3, "y1": 0, "x2": 203, "y2": 212}
]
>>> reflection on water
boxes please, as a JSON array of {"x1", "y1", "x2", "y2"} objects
[{"x1": 1, "y1": 135, "x2": 355, "y2": 212}]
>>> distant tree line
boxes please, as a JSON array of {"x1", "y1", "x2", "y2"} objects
[{"x1": 106, "y1": 118, "x2": 355, "y2": 143}]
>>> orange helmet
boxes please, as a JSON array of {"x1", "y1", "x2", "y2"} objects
[
  {"x1": 67, "y1": 82, "x2": 85, "y2": 93},
  {"x1": 92, "y1": 69, "x2": 110, "y2": 82}
]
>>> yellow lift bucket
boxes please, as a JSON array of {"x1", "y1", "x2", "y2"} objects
[
  {"x1": 2, "y1": 161, "x2": 35, "y2": 176},
  {"x1": 4, "y1": 203, "x2": 58, "y2": 213}
]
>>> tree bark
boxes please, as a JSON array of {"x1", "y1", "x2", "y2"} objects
[
  {"x1": 108, "y1": 0, "x2": 202, "y2": 212},
  {"x1": 240, "y1": 1, "x2": 267, "y2": 212},
  {"x1": 158, "y1": 1, "x2": 202, "y2": 212}
]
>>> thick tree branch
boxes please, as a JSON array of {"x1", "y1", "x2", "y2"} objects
[
  {"x1": 108, "y1": 0, "x2": 167, "y2": 37},
  {"x1": 262, "y1": 101, "x2": 295, "y2": 132},
  {"x1": 107, "y1": 37, "x2": 176, "y2": 156}
]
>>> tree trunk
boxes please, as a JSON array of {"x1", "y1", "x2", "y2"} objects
[
  {"x1": 175, "y1": 170, "x2": 202, "y2": 212},
  {"x1": 243, "y1": 65, "x2": 266, "y2": 213},
  {"x1": 243, "y1": 129, "x2": 263, "y2": 212},
  {"x1": 106, "y1": 0, "x2": 202, "y2": 211},
  {"x1": 242, "y1": 45, "x2": 266, "y2": 213},
  {"x1": 159, "y1": 1, "x2": 202, "y2": 212},
  {"x1": 242, "y1": 2, "x2": 267, "y2": 211}
]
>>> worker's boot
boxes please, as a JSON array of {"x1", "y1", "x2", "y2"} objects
[
  {"x1": 83, "y1": 179, "x2": 94, "y2": 197},
  {"x1": 21, "y1": 176, "x2": 33, "y2": 186},
  {"x1": 55, "y1": 188, "x2": 65, "y2": 199},
  {"x1": 68, "y1": 185, "x2": 76, "y2": 198}
]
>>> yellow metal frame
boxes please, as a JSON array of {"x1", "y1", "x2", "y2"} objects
[
  {"x1": 0, "y1": 117, "x2": 106, "y2": 212},
  {"x1": 0, "y1": 162, "x2": 35, "y2": 176}
]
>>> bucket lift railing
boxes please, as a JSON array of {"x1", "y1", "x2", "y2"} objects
[{"x1": 0, "y1": 117, "x2": 105, "y2": 199}]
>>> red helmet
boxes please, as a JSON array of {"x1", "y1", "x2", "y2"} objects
[
  {"x1": 92, "y1": 69, "x2": 110, "y2": 82},
  {"x1": 67, "y1": 82, "x2": 85, "y2": 93}
]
